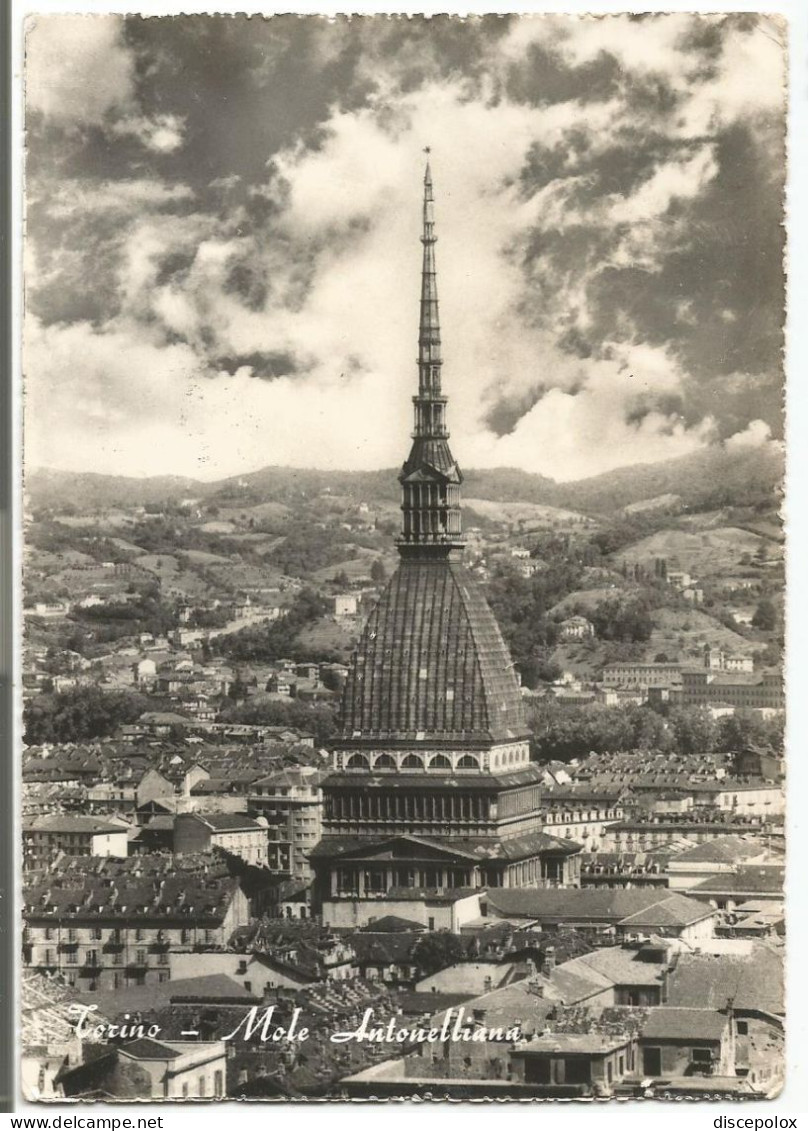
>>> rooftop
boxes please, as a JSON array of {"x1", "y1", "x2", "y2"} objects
[
  {"x1": 641, "y1": 1007, "x2": 728, "y2": 1042},
  {"x1": 338, "y1": 559, "x2": 528, "y2": 746},
  {"x1": 24, "y1": 815, "x2": 126, "y2": 835}
]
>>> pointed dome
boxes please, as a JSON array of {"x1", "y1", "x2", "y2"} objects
[{"x1": 339, "y1": 557, "x2": 528, "y2": 745}]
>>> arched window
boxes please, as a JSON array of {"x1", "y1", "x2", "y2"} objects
[
  {"x1": 457, "y1": 755, "x2": 478, "y2": 770},
  {"x1": 429, "y1": 754, "x2": 451, "y2": 770},
  {"x1": 345, "y1": 754, "x2": 370, "y2": 769},
  {"x1": 374, "y1": 753, "x2": 395, "y2": 769},
  {"x1": 402, "y1": 754, "x2": 424, "y2": 769}
]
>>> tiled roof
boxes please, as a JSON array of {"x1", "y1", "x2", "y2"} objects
[
  {"x1": 24, "y1": 815, "x2": 125, "y2": 834},
  {"x1": 487, "y1": 888, "x2": 673, "y2": 922},
  {"x1": 121, "y1": 1037, "x2": 183, "y2": 1060},
  {"x1": 670, "y1": 836, "x2": 768, "y2": 864},
  {"x1": 338, "y1": 559, "x2": 527, "y2": 744},
  {"x1": 194, "y1": 813, "x2": 263, "y2": 832},
  {"x1": 310, "y1": 831, "x2": 579, "y2": 864},
  {"x1": 665, "y1": 945, "x2": 784, "y2": 1015},
  {"x1": 323, "y1": 766, "x2": 542, "y2": 791},
  {"x1": 562, "y1": 946, "x2": 667, "y2": 988},
  {"x1": 688, "y1": 866, "x2": 784, "y2": 895},
  {"x1": 640, "y1": 1007, "x2": 728, "y2": 1041},
  {"x1": 359, "y1": 915, "x2": 425, "y2": 933},
  {"x1": 617, "y1": 893, "x2": 715, "y2": 928},
  {"x1": 516, "y1": 1032, "x2": 631, "y2": 1054}
]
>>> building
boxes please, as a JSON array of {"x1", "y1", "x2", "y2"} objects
[
  {"x1": 664, "y1": 836, "x2": 771, "y2": 892},
  {"x1": 311, "y1": 164, "x2": 564, "y2": 926},
  {"x1": 638, "y1": 1008, "x2": 734, "y2": 1078},
  {"x1": 484, "y1": 888, "x2": 715, "y2": 944},
  {"x1": 22, "y1": 855, "x2": 249, "y2": 992},
  {"x1": 57, "y1": 1039, "x2": 227, "y2": 1100},
  {"x1": 601, "y1": 662, "x2": 682, "y2": 690},
  {"x1": 510, "y1": 1032, "x2": 636, "y2": 1092},
  {"x1": 173, "y1": 813, "x2": 269, "y2": 867},
  {"x1": 132, "y1": 657, "x2": 157, "y2": 687},
  {"x1": 679, "y1": 669, "x2": 783, "y2": 712},
  {"x1": 704, "y1": 648, "x2": 754, "y2": 674},
  {"x1": 333, "y1": 594, "x2": 359, "y2": 618},
  {"x1": 248, "y1": 766, "x2": 325, "y2": 880},
  {"x1": 540, "y1": 790, "x2": 624, "y2": 851},
  {"x1": 23, "y1": 816, "x2": 129, "y2": 869},
  {"x1": 603, "y1": 813, "x2": 777, "y2": 853},
  {"x1": 558, "y1": 615, "x2": 595, "y2": 640}
]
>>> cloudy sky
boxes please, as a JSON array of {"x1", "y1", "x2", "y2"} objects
[{"x1": 24, "y1": 13, "x2": 786, "y2": 482}]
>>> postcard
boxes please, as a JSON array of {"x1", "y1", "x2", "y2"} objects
[{"x1": 18, "y1": 11, "x2": 787, "y2": 1106}]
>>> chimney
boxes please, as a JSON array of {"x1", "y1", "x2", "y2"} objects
[{"x1": 541, "y1": 946, "x2": 556, "y2": 976}]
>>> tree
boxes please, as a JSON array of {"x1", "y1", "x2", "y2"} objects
[
  {"x1": 411, "y1": 931, "x2": 468, "y2": 977},
  {"x1": 219, "y1": 698, "x2": 338, "y2": 745},
  {"x1": 370, "y1": 559, "x2": 387, "y2": 583},
  {"x1": 24, "y1": 687, "x2": 151, "y2": 745},
  {"x1": 667, "y1": 707, "x2": 717, "y2": 757},
  {"x1": 752, "y1": 598, "x2": 777, "y2": 632},
  {"x1": 716, "y1": 710, "x2": 784, "y2": 755},
  {"x1": 228, "y1": 674, "x2": 250, "y2": 703}
]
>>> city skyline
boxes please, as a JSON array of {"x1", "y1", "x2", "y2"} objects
[{"x1": 24, "y1": 13, "x2": 785, "y2": 482}]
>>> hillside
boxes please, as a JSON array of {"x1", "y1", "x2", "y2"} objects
[
  {"x1": 27, "y1": 441, "x2": 784, "y2": 519},
  {"x1": 615, "y1": 526, "x2": 782, "y2": 579}
]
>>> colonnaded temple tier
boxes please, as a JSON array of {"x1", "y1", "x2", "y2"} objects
[{"x1": 310, "y1": 163, "x2": 580, "y2": 923}]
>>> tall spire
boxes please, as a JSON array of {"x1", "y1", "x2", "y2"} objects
[
  {"x1": 398, "y1": 156, "x2": 464, "y2": 555},
  {"x1": 419, "y1": 158, "x2": 441, "y2": 385}
]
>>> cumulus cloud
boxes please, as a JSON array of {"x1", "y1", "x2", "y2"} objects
[
  {"x1": 23, "y1": 14, "x2": 786, "y2": 481},
  {"x1": 111, "y1": 114, "x2": 186, "y2": 154},
  {"x1": 26, "y1": 16, "x2": 187, "y2": 154},
  {"x1": 726, "y1": 419, "x2": 773, "y2": 449},
  {"x1": 26, "y1": 15, "x2": 135, "y2": 127}
]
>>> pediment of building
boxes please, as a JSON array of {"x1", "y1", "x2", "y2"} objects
[{"x1": 334, "y1": 835, "x2": 478, "y2": 864}]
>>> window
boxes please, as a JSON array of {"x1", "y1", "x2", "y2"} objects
[
  {"x1": 643, "y1": 1047, "x2": 661, "y2": 1076},
  {"x1": 198, "y1": 1076, "x2": 206, "y2": 1097},
  {"x1": 214, "y1": 1070, "x2": 224, "y2": 1098},
  {"x1": 736, "y1": 1021, "x2": 749, "y2": 1036}
]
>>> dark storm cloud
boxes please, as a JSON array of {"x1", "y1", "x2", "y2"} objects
[
  {"x1": 506, "y1": 44, "x2": 622, "y2": 107},
  {"x1": 484, "y1": 384, "x2": 549, "y2": 436},
  {"x1": 23, "y1": 12, "x2": 786, "y2": 478},
  {"x1": 215, "y1": 350, "x2": 302, "y2": 379},
  {"x1": 512, "y1": 108, "x2": 784, "y2": 442}
]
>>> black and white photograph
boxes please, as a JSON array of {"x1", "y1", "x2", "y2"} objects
[{"x1": 18, "y1": 10, "x2": 788, "y2": 1109}]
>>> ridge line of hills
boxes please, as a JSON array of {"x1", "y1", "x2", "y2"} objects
[{"x1": 26, "y1": 441, "x2": 783, "y2": 518}]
